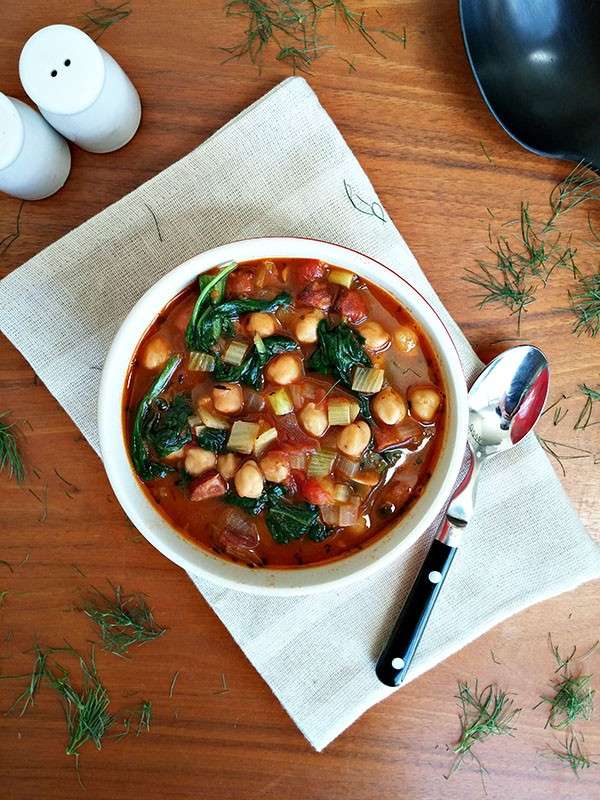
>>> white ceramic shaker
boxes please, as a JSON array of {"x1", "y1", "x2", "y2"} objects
[
  {"x1": 19, "y1": 24, "x2": 141, "y2": 154},
  {"x1": 0, "y1": 92, "x2": 71, "y2": 200}
]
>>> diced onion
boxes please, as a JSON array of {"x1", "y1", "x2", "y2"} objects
[
  {"x1": 351, "y1": 367, "x2": 384, "y2": 394},
  {"x1": 268, "y1": 387, "x2": 294, "y2": 416},
  {"x1": 189, "y1": 351, "x2": 215, "y2": 372},
  {"x1": 244, "y1": 389, "x2": 265, "y2": 413},
  {"x1": 275, "y1": 412, "x2": 318, "y2": 448},
  {"x1": 288, "y1": 450, "x2": 308, "y2": 470},
  {"x1": 307, "y1": 450, "x2": 337, "y2": 477},
  {"x1": 223, "y1": 340, "x2": 249, "y2": 366},
  {"x1": 328, "y1": 269, "x2": 354, "y2": 288},
  {"x1": 320, "y1": 505, "x2": 340, "y2": 526},
  {"x1": 227, "y1": 421, "x2": 259, "y2": 454},
  {"x1": 327, "y1": 397, "x2": 351, "y2": 426},
  {"x1": 339, "y1": 497, "x2": 360, "y2": 527},
  {"x1": 335, "y1": 454, "x2": 361, "y2": 478},
  {"x1": 188, "y1": 416, "x2": 205, "y2": 437},
  {"x1": 254, "y1": 427, "x2": 278, "y2": 457}
]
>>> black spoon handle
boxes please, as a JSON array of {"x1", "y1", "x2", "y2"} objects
[{"x1": 375, "y1": 526, "x2": 458, "y2": 687}]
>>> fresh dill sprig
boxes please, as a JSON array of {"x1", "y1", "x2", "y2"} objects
[
  {"x1": 45, "y1": 646, "x2": 113, "y2": 756},
  {"x1": 222, "y1": 0, "x2": 404, "y2": 71},
  {"x1": 83, "y1": 583, "x2": 166, "y2": 656},
  {"x1": 80, "y1": 1, "x2": 132, "y2": 40},
  {"x1": 544, "y1": 731, "x2": 597, "y2": 776},
  {"x1": 574, "y1": 383, "x2": 600, "y2": 430},
  {"x1": 169, "y1": 670, "x2": 180, "y2": 699},
  {"x1": 449, "y1": 681, "x2": 520, "y2": 779},
  {"x1": 546, "y1": 161, "x2": 600, "y2": 230},
  {"x1": 135, "y1": 700, "x2": 152, "y2": 735},
  {"x1": 3, "y1": 645, "x2": 48, "y2": 717},
  {"x1": 0, "y1": 412, "x2": 25, "y2": 483},
  {"x1": 0, "y1": 200, "x2": 25, "y2": 257},
  {"x1": 535, "y1": 635, "x2": 595, "y2": 729},
  {"x1": 536, "y1": 436, "x2": 594, "y2": 477},
  {"x1": 570, "y1": 272, "x2": 600, "y2": 337}
]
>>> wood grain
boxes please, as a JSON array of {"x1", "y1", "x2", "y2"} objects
[{"x1": 1, "y1": 2, "x2": 599, "y2": 798}]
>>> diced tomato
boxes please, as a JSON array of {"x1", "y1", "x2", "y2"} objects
[
  {"x1": 190, "y1": 472, "x2": 226, "y2": 501},
  {"x1": 297, "y1": 259, "x2": 326, "y2": 285},
  {"x1": 297, "y1": 476, "x2": 333, "y2": 506},
  {"x1": 336, "y1": 288, "x2": 368, "y2": 323},
  {"x1": 226, "y1": 269, "x2": 255, "y2": 298},
  {"x1": 298, "y1": 280, "x2": 334, "y2": 312}
]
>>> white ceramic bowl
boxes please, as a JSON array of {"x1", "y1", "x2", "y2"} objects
[{"x1": 99, "y1": 237, "x2": 468, "y2": 595}]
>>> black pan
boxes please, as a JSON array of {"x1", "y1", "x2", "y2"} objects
[{"x1": 459, "y1": 0, "x2": 600, "y2": 169}]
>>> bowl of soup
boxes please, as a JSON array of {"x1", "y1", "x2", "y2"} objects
[{"x1": 99, "y1": 237, "x2": 468, "y2": 594}]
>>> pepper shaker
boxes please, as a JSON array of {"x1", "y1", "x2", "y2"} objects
[
  {"x1": 0, "y1": 92, "x2": 71, "y2": 200},
  {"x1": 19, "y1": 24, "x2": 141, "y2": 154}
]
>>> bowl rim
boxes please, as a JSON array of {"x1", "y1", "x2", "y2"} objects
[{"x1": 98, "y1": 236, "x2": 469, "y2": 595}]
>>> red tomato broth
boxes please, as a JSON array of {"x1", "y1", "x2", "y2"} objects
[{"x1": 124, "y1": 259, "x2": 447, "y2": 568}]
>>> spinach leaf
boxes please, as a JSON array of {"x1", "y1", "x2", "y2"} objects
[
  {"x1": 307, "y1": 320, "x2": 371, "y2": 386},
  {"x1": 130, "y1": 355, "x2": 182, "y2": 480},
  {"x1": 355, "y1": 393, "x2": 374, "y2": 423},
  {"x1": 265, "y1": 498, "x2": 331, "y2": 544},
  {"x1": 145, "y1": 394, "x2": 193, "y2": 457},
  {"x1": 189, "y1": 291, "x2": 293, "y2": 353},
  {"x1": 185, "y1": 261, "x2": 238, "y2": 351},
  {"x1": 196, "y1": 427, "x2": 229, "y2": 453},
  {"x1": 224, "y1": 483, "x2": 287, "y2": 515},
  {"x1": 214, "y1": 335, "x2": 299, "y2": 390}
]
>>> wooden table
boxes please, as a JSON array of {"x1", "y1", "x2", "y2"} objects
[{"x1": 1, "y1": 2, "x2": 599, "y2": 798}]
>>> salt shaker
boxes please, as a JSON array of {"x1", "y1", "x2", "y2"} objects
[
  {"x1": 19, "y1": 24, "x2": 141, "y2": 154},
  {"x1": 0, "y1": 93, "x2": 71, "y2": 200}
]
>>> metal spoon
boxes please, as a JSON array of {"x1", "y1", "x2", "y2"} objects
[
  {"x1": 376, "y1": 345, "x2": 549, "y2": 687},
  {"x1": 459, "y1": 0, "x2": 600, "y2": 168}
]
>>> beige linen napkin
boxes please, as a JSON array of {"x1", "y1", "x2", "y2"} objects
[{"x1": 1, "y1": 77, "x2": 599, "y2": 751}]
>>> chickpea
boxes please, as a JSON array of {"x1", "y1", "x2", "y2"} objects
[
  {"x1": 217, "y1": 453, "x2": 240, "y2": 479},
  {"x1": 259, "y1": 450, "x2": 290, "y2": 483},
  {"x1": 234, "y1": 460, "x2": 264, "y2": 499},
  {"x1": 408, "y1": 385, "x2": 442, "y2": 422},
  {"x1": 358, "y1": 321, "x2": 390, "y2": 352},
  {"x1": 337, "y1": 420, "x2": 371, "y2": 458},
  {"x1": 247, "y1": 312, "x2": 276, "y2": 337},
  {"x1": 184, "y1": 447, "x2": 216, "y2": 477},
  {"x1": 373, "y1": 387, "x2": 407, "y2": 426},
  {"x1": 299, "y1": 402, "x2": 328, "y2": 437},
  {"x1": 266, "y1": 353, "x2": 301, "y2": 385},
  {"x1": 212, "y1": 383, "x2": 244, "y2": 415},
  {"x1": 141, "y1": 335, "x2": 171, "y2": 370},
  {"x1": 295, "y1": 308, "x2": 324, "y2": 344},
  {"x1": 394, "y1": 325, "x2": 418, "y2": 353}
]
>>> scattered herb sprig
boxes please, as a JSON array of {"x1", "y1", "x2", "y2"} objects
[
  {"x1": 80, "y1": 1, "x2": 132, "y2": 40},
  {"x1": 449, "y1": 681, "x2": 520, "y2": 781},
  {"x1": 0, "y1": 412, "x2": 25, "y2": 483},
  {"x1": 570, "y1": 273, "x2": 600, "y2": 337},
  {"x1": 535, "y1": 635, "x2": 595, "y2": 730},
  {"x1": 544, "y1": 731, "x2": 597, "y2": 776},
  {"x1": 222, "y1": 0, "x2": 405, "y2": 72},
  {"x1": 83, "y1": 583, "x2": 167, "y2": 656}
]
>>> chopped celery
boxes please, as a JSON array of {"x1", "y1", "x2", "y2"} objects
[
  {"x1": 253, "y1": 333, "x2": 266, "y2": 356},
  {"x1": 187, "y1": 416, "x2": 205, "y2": 436},
  {"x1": 254, "y1": 427, "x2": 278, "y2": 457},
  {"x1": 307, "y1": 450, "x2": 337, "y2": 477},
  {"x1": 198, "y1": 404, "x2": 230, "y2": 430},
  {"x1": 328, "y1": 269, "x2": 354, "y2": 288},
  {"x1": 333, "y1": 483, "x2": 351, "y2": 502},
  {"x1": 327, "y1": 397, "x2": 351, "y2": 426},
  {"x1": 351, "y1": 366, "x2": 384, "y2": 394},
  {"x1": 223, "y1": 340, "x2": 249, "y2": 366},
  {"x1": 227, "y1": 421, "x2": 259, "y2": 454},
  {"x1": 268, "y1": 387, "x2": 294, "y2": 416},
  {"x1": 348, "y1": 399, "x2": 360, "y2": 421},
  {"x1": 188, "y1": 351, "x2": 215, "y2": 372}
]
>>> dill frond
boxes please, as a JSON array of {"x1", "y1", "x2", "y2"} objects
[
  {"x1": 570, "y1": 272, "x2": 600, "y2": 337},
  {"x1": 169, "y1": 670, "x2": 180, "y2": 699},
  {"x1": 547, "y1": 161, "x2": 600, "y2": 229},
  {"x1": 544, "y1": 730, "x2": 597, "y2": 776},
  {"x1": 535, "y1": 635, "x2": 595, "y2": 729},
  {"x1": 449, "y1": 681, "x2": 520, "y2": 779},
  {"x1": 574, "y1": 384, "x2": 600, "y2": 430},
  {"x1": 0, "y1": 412, "x2": 25, "y2": 483},
  {"x1": 83, "y1": 583, "x2": 166, "y2": 656},
  {"x1": 80, "y1": 1, "x2": 132, "y2": 40},
  {"x1": 3, "y1": 644, "x2": 48, "y2": 717},
  {"x1": 135, "y1": 700, "x2": 152, "y2": 735}
]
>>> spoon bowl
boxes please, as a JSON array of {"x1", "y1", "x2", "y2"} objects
[{"x1": 459, "y1": 0, "x2": 600, "y2": 168}]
